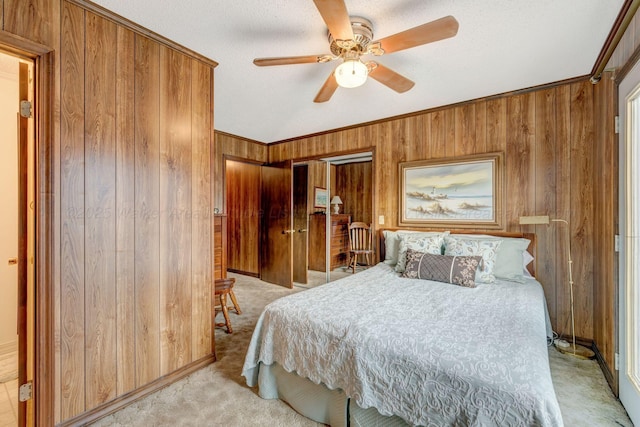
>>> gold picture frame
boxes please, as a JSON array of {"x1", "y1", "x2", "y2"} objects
[
  {"x1": 313, "y1": 187, "x2": 328, "y2": 209},
  {"x1": 399, "y1": 152, "x2": 504, "y2": 228}
]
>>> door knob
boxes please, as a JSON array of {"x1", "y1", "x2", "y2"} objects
[
  {"x1": 297, "y1": 228, "x2": 307, "y2": 233},
  {"x1": 282, "y1": 229, "x2": 296, "y2": 234}
]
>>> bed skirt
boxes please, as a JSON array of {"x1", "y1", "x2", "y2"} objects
[{"x1": 257, "y1": 362, "x2": 409, "y2": 427}]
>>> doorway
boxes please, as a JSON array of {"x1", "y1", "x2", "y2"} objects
[
  {"x1": 296, "y1": 152, "x2": 374, "y2": 285},
  {"x1": 0, "y1": 50, "x2": 35, "y2": 427}
]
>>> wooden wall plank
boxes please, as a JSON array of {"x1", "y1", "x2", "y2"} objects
[
  {"x1": 485, "y1": 98, "x2": 507, "y2": 152},
  {"x1": 134, "y1": 34, "x2": 161, "y2": 386},
  {"x1": 533, "y1": 88, "x2": 558, "y2": 328},
  {"x1": 3, "y1": 0, "x2": 56, "y2": 46},
  {"x1": 114, "y1": 25, "x2": 136, "y2": 395},
  {"x1": 191, "y1": 59, "x2": 212, "y2": 360},
  {"x1": 505, "y1": 93, "x2": 536, "y2": 228},
  {"x1": 570, "y1": 81, "x2": 595, "y2": 340},
  {"x1": 159, "y1": 45, "x2": 192, "y2": 374},
  {"x1": 555, "y1": 83, "x2": 572, "y2": 341},
  {"x1": 59, "y1": 1, "x2": 86, "y2": 419},
  {"x1": 454, "y1": 104, "x2": 476, "y2": 156},
  {"x1": 84, "y1": 11, "x2": 118, "y2": 408}
]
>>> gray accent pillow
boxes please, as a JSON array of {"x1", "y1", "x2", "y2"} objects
[{"x1": 402, "y1": 249, "x2": 483, "y2": 288}]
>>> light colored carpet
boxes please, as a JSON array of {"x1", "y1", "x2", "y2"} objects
[
  {"x1": 0, "y1": 350, "x2": 17, "y2": 384},
  {"x1": 92, "y1": 272, "x2": 633, "y2": 427}
]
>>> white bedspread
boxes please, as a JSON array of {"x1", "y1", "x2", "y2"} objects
[{"x1": 242, "y1": 263, "x2": 563, "y2": 426}]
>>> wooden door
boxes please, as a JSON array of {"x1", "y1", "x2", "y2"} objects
[
  {"x1": 226, "y1": 160, "x2": 261, "y2": 275},
  {"x1": 292, "y1": 165, "x2": 308, "y2": 283},
  {"x1": 261, "y1": 161, "x2": 293, "y2": 288}
]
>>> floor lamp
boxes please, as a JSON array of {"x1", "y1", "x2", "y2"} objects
[{"x1": 519, "y1": 215, "x2": 595, "y2": 359}]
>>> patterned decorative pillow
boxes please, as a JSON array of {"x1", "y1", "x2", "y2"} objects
[
  {"x1": 443, "y1": 236, "x2": 502, "y2": 283},
  {"x1": 395, "y1": 233, "x2": 446, "y2": 273},
  {"x1": 402, "y1": 250, "x2": 483, "y2": 288}
]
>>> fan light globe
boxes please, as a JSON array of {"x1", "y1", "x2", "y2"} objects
[{"x1": 334, "y1": 59, "x2": 368, "y2": 88}]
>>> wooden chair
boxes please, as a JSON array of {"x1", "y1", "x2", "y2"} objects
[
  {"x1": 214, "y1": 278, "x2": 238, "y2": 333},
  {"x1": 347, "y1": 222, "x2": 374, "y2": 273}
]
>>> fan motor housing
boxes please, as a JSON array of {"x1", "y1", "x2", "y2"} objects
[{"x1": 328, "y1": 16, "x2": 373, "y2": 55}]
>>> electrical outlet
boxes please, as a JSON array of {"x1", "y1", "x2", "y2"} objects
[{"x1": 378, "y1": 215, "x2": 385, "y2": 225}]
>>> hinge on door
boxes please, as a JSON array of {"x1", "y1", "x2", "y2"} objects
[
  {"x1": 615, "y1": 353, "x2": 620, "y2": 371},
  {"x1": 20, "y1": 100, "x2": 32, "y2": 118},
  {"x1": 615, "y1": 115, "x2": 620, "y2": 134},
  {"x1": 19, "y1": 381, "x2": 33, "y2": 402}
]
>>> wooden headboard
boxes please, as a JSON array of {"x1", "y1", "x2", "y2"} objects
[{"x1": 378, "y1": 228, "x2": 537, "y2": 277}]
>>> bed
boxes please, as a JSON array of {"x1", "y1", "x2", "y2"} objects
[{"x1": 242, "y1": 229, "x2": 563, "y2": 426}]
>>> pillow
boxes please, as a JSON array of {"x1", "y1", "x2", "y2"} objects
[
  {"x1": 382, "y1": 230, "x2": 401, "y2": 265},
  {"x1": 395, "y1": 232, "x2": 448, "y2": 273},
  {"x1": 444, "y1": 235, "x2": 502, "y2": 283},
  {"x1": 523, "y1": 251, "x2": 535, "y2": 278},
  {"x1": 493, "y1": 238, "x2": 531, "y2": 283},
  {"x1": 383, "y1": 230, "x2": 446, "y2": 266},
  {"x1": 402, "y1": 250, "x2": 482, "y2": 288},
  {"x1": 443, "y1": 234, "x2": 531, "y2": 283}
]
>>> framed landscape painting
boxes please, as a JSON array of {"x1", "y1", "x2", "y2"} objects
[
  {"x1": 313, "y1": 187, "x2": 328, "y2": 209},
  {"x1": 399, "y1": 152, "x2": 504, "y2": 228}
]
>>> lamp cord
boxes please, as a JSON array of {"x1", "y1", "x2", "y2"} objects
[{"x1": 552, "y1": 219, "x2": 576, "y2": 355}]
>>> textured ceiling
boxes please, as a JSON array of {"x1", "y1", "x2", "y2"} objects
[{"x1": 91, "y1": 0, "x2": 624, "y2": 143}]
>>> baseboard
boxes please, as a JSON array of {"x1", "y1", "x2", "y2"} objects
[
  {"x1": 592, "y1": 342, "x2": 618, "y2": 396},
  {"x1": 227, "y1": 268, "x2": 260, "y2": 278},
  {"x1": 57, "y1": 354, "x2": 215, "y2": 427}
]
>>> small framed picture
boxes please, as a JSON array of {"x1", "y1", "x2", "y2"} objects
[{"x1": 313, "y1": 187, "x2": 328, "y2": 209}]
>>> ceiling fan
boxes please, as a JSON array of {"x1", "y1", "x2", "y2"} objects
[{"x1": 253, "y1": 0, "x2": 459, "y2": 103}]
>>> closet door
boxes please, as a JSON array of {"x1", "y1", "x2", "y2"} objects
[{"x1": 261, "y1": 161, "x2": 293, "y2": 288}]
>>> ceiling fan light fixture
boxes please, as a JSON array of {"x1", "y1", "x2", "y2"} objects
[{"x1": 334, "y1": 59, "x2": 368, "y2": 88}]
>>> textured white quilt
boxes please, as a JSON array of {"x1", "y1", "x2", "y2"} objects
[{"x1": 242, "y1": 263, "x2": 563, "y2": 426}]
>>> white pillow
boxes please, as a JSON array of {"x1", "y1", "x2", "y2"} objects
[
  {"x1": 523, "y1": 251, "x2": 535, "y2": 278},
  {"x1": 395, "y1": 232, "x2": 447, "y2": 273},
  {"x1": 383, "y1": 230, "x2": 447, "y2": 267},
  {"x1": 444, "y1": 235, "x2": 502, "y2": 283},
  {"x1": 443, "y1": 234, "x2": 531, "y2": 283},
  {"x1": 494, "y1": 238, "x2": 531, "y2": 283}
]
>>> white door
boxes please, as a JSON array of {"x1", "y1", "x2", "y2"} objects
[{"x1": 619, "y1": 58, "x2": 640, "y2": 425}]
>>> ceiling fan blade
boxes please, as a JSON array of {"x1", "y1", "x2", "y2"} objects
[
  {"x1": 314, "y1": 72, "x2": 339, "y2": 103},
  {"x1": 313, "y1": 0, "x2": 354, "y2": 42},
  {"x1": 374, "y1": 15, "x2": 459, "y2": 54},
  {"x1": 254, "y1": 55, "x2": 331, "y2": 66},
  {"x1": 368, "y1": 63, "x2": 415, "y2": 93}
]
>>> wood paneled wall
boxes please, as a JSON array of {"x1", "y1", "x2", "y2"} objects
[
  {"x1": 2, "y1": 0, "x2": 217, "y2": 423},
  {"x1": 58, "y1": 2, "x2": 215, "y2": 420},
  {"x1": 214, "y1": 132, "x2": 268, "y2": 211},
  {"x1": 606, "y1": 5, "x2": 640, "y2": 71},
  {"x1": 267, "y1": 80, "x2": 613, "y2": 363},
  {"x1": 335, "y1": 162, "x2": 373, "y2": 224}
]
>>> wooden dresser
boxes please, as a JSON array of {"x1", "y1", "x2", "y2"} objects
[
  {"x1": 214, "y1": 214, "x2": 227, "y2": 279},
  {"x1": 308, "y1": 213, "x2": 351, "y2": 271}
]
